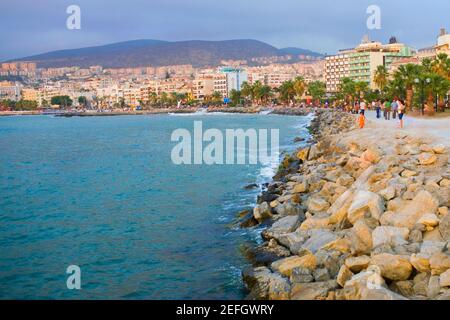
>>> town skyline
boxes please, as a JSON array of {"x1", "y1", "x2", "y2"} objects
[{"x1": 1, "y1": 0, "x2": 449, "y2": 61}]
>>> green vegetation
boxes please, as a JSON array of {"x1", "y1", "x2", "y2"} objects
[
  {"x1": 50, "y1": 95, "x2": 73, "y2": 108},
  {"x1": 0, "y1": 99, "x2": 38, "y2": 111}
]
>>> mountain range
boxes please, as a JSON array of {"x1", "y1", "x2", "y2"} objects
[{"x1": 7, "y1": 39, "x2": 323, "y2": 68}]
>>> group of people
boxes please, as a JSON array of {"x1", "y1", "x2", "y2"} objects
[{"x1": 355, "y1": 98, "x2": 405, "y2": 129}]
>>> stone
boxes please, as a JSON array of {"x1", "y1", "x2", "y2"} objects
[
  {"x1": 390, "y1": 281, "x2": 414, "y2": 298},
  {"x1": 370, "y1": 253, "x2": 413, "y2": 281},
  {"x1": 372, "y1": 226, "x2": 410, "y2": 248},
  {"x1": 336, "y1": 174, "x2": 354, "y2": 187},
  {"x1": 337, "y1": 265, "x2": 354, "y2": 287},
  {"x1": 296, "y1": 147, "x2": 310, "y2": 162},
  {"x1": 413, "y1": 272, "x2": 430, "y2": 297},
  {"x1": 409, "y1": 230, "x2": 423, "y2": 243},
  {"x1": 380, "y1": 190, "x2": 439, "y2": 230},
  {"x1": 438, "y1": 206, "x2": 448, "y2": 217},
  {"x1": 423, "y1": 228, "x2": 444, "y2": 241},
  {"x1": 439, "y1": 214, "x2": 450, "y2": 241},
  {"x1": 347, "y1": 191, "x2": 384, "y2": 224},
  {"x1": 410, "y1": 253, "x2": 431, "y2": 273},
  {"x1": 253, "y1": 202, "x2": 272, "y2": 222},
  {"x1": 273, "y1": 201, "x2": 304, "y2": 217},
  {"x1": 293, "y1": 181, "x2": 308, "y2": 193},
  {"x1": 379, "y1": 186, "x2": 396, "y2": 201},
  {"x1": 242, "y1": 266, "x2": 291, "y2": 300},
  {"x1": 401, "y1": 169, "x2": 418, "y2": 178},
  {"x1": 428, "y1": 276, "x2": 441, "y2": 299},
  {"x1": 307, "y1": 196, "x2": 330, "y2": 214},
  {"x1": 345, "y1": 255, "x2": 371, "y2": 273},
  {"x1": 263, "y1": 215, "x2": 301, "y2": 240},
  {"x1": 432, "y1": 145, "x2": 446, "y2": 154},
  {"x1": 361, "y1": 147, "x2": 381, "y2": 164},
  {"x1": 440, "y1": 179, "x2": 450, "y2": 188},
  {"x1": 417, "y1": 214, "x2": 440, "y2": 228},
  {"x1": 313, "y1": 268, "x2": 331, "y2": 282},
  {"x1": 271, "y1": 253, "x2": 317, "y2": 277},
  {"x1": 430, "y1": 253, "x2": 450, "y2": 275},
  {"x1": 290, "y1": 280, "x2": 338, "y2": 300},
  {"x1": 290, "y1": 267, "x2": 314, "y2": 284},
  {"x1": 420, "y1": 241, "x2": 446, "y2": 255},
  {"x1": 301, "y1": 229, "x2": 338, "y2": 254},
  {"x1": 418, "y1": 153, "x2": 437, "y2": 165},
  {"x1": 349, "y1": 219, "x2": 373, "y2": 255},
  {"x1": 439, "y1": 269, "x2": 450, "y2": 287}
]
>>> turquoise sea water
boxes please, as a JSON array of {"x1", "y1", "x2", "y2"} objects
[{"x1": 0, "y1": 113, "x2": 310, "y2": 299}]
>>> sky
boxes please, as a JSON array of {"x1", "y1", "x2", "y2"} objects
[{"x1": 0, "y1": 0, "x2": 448, "y2": 61}]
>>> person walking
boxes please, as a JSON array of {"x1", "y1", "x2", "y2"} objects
[
  {"x1": 392, "y1": 99, "x2": 398, "y2": 119},
  {"x1": 384, "y1": 100, "x2": 392, "y2": 120},
  {"x1": 375, "y1": 100, "x2": 381, "y2": 119},
  {"x1": 397, "y1": 99, "x2": 405, "y2": 128}
]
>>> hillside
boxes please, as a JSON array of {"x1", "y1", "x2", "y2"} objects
[{"x1": 9, "y1": 39, "x2": 323, "y2": 68}]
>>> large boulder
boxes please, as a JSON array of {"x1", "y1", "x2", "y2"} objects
[
  {"x1": 242, "y1": 266, "x2": 291, "y2": 300},
  {"x1": 349, "y1": 219, "x2": 373, "y2": 255},
  {"x1": 440, "y1": 269, "x2": 450, "y2": 287},
  {"x1": 301, "y1": 229, "x2": 338, "y2": 254},
  {"x1": 370, "y1": 253, "x2": 413, "y2": 281},
  {"x1": 380, "y1": 190, "x2": 439, "y2": 229},
  {"x1": 262, "y1": 215, "x2": 302, "y2": 240},
  {"x1": 439, "y1": 214, "x2": 450, "y2": 241},
  {"x1": 410, "y1": 253, "x2": 431, "y2": 273},
  {"x1": 337, "y1": 265, "x2": 354, "y2": 287},
  {"x1": 290, "y1": 280, "x2": 338, "y2": 300},
  {"x1": 347, "y1": 191, "x2": 385, "y2": 224},
  {"x1": 372, "y1": 226, "x2": 410, "y2": 248},
  {"x1": 307, "y1": 196, "x2": 330, "y2": 214},
  {"x1": 429, "y1": 253, "x2": 450, "y2": 275},
  {"x1": 253, "y1": 202, "x2": 272, "y2": 222},
  {"x1": 418, "y1": 153, "x2": 437, "y2": 165},
  {"x1": 345, "y1": 255, "x2": 371, "y2": 273},
  {"x1": 271, "y1": 253, "x2": 317, "y2": 277}
]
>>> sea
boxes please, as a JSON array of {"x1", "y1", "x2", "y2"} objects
[{"x1": 0, "y1": 113, "x2": 311, "y2": 299}]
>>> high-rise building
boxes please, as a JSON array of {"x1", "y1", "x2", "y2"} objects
[{"x1": 325, "y1": 37, "x2": 415, "y2": 93}]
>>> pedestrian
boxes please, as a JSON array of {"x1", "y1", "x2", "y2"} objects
[
  {"x1": 360, "y1": 100, "x2": 366, "y2": 116},
  {"x1": 392, "y1": 99, "x2": 398, "y2": 119},
  {"x1": 375, "y1": 100, "x2": 381, "y2": 119},
  {"x1": 384, "y1": 100, "x2": 391, "y2": 120},
  {"x1": 398, "y1": 99, "x2": 405, "y2": 128}
]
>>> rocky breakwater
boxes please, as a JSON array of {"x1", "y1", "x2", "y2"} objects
[{"x1": 242, "y1": 110, "x2": 450, "y2": 300}]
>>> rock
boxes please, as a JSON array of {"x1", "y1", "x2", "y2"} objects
[
  {"x1": 293, "y1": 181, "x2": 308, "y2": 193},
  {"x1": 401, "y1": 169, "x2": 418, "y2": 178},
  {"x1": 271, "y1": 253, "x2": 317, "y2": 276},
  {"x1": 337, "y1": 265, "x2": 354, "y2": 287},
  {"x1": 438, "y1": 206, "x2": 448, "y2": 217},
  {"x1": 262, "y1": 215, "x2": 301, "y2": 240},
  {"x1": 370, "y1": 253, "x2": 413, "y2": 281},
  {"x1": 420, "y1": 241, "x2": 446, "y2": 255},
  {"x1": 336, "y1": 174, "x2": 354, "y2": 187},
  {"x1": 296, "y1": 147, "x2": 310, "y2": 162},
  {"x1": 315, "y1": 249, "x2": 345, "y2": 278},
  {"x1": 314, "y1": 268, "x2": 331, "y2": 282},
  {"x1": 413, "y1": 272, "x2": 430, "y2": 297},
  {"x1": 440, "y1": 269, "x2": 450, "y2": 287},
  {"x1": 345, "y1": 255, "x2": 371, "y2": 273},
  {"x1": 432, "y1": 145, "x2": 446, "y2": 154},
  {"x1": 409, "y1": 229, "x2": 423, "y2": 243},
  {"x1": 428, "y1": 276, "x2": 441, "y2": 298},
  {"x1": 361, "y1": 147, "x2": 381, "y2": 164},
  {"x1": 244, "y1": 183, "x2": 259, "y2": 190},
  {"x1": 274, "y1": 202, "x2": 304, "y2": 217},
  {"x1": 439, "y1": 214, "x2": 450, "y2": 241},
  {"x1": 242, "y1": 266, "x2": 291, "y2": 300},
  {"x1": 372, "y1": 226, "x2": 410, "y2": 248},
  {"x1": 307, "y1": 196, "x2": 330, "y2": 214},
  {"x1": 380, "y1": 190, "x2": 439, "y2": 229},
  {"x1": 347, "y1": 191, "x2": 384, "y2": 224},
  {"x1": 440, "y1": 179, "x2": 450, "y2": 188},
  {"x1": 290, "y1": 267, "x2": 314, "y2": 284},
  {"x1": 379, "y1": 186, "x2": 396, "y2": 201},
  {"x1": 340, "y1": 267, "x2": 407, "y2": 300},
  {"x1": 417, "y1": 214, "x2": 440, "y2": 228},
  {"x1": 290, "y1": 280, "x2": 338, "y2": 300},
  {"x1": 253, "y1": 202, "x2": 272, "y2": 222},
  {"x1": 390, "y1": 280, "x2": 414, "y2": 298},
  {"x1": 301, "y1": 229, "x2": 338, "y2": 253},
  {"x1": 430, "y1": 253, "x2": 450, "y2": 275},
  {"x1": 410, "y1": 253, "x2": 431, "y2": 273},
  {"x1": 418, "y1": 153, "x2": 437, "y2": 165},
  {"x1": 349, "y1": 219, "x2": 373, "y2": 255},
  {"x1": 423, "y1": 228, "x2": 444, "y2": 241}
]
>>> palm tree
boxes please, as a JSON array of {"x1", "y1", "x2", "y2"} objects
[
  {"x1": 374, "y1": 65, "x2": 389, "y2": 93},
  {"x1": 394, "y1": 64, "x2": 422, "y2": 111},
  {"x1": 240, "y1": 81, "x2": 254, "y2": 105},
  {"x1": 307, "y1": 81, "x2": 326, "y2": 105},
  {"x1": 293, "y1": 77, "x2": 307, "y2": 102},
  {"x1": 229, "y1": 89, "x2": 241, "y2": 106},
  {"x1": 427, "y1": 73, "x2": 450, "y2": 114},
  {"x1": 338, "y1": 77, "x2": 356, "y2": 106},
  {"x1": 278, "y1": 80, "x2": 295, "y2": 105},
  {"x1": 431, "y1": 53, "x2": 450, "y2": 111}
]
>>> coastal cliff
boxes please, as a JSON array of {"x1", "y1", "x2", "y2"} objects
[{"x1": 242, "y1": 110, "x2": 450, "y2": 300}]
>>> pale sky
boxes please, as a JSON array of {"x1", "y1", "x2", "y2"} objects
[{"x1": 0, "y1": 0, "x2": 448, "y2": 61}]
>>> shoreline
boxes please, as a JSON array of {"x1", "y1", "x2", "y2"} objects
[{"x1": 241, "y1": 110, "x2": 450, "y2": 300}]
